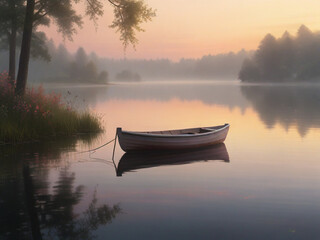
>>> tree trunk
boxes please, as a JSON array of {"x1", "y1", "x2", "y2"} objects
[
  {"x1": 8, "y1": 15, "x2": 17, "y2": 82},
  {"x1": 8, "y1": 31, "x2": 16, "y2": 82},
  {"x1": 15, "y1": 0, "x2": 35, "y2": 95}
]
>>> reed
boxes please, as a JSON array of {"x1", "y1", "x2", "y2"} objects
[{"x1": 0, "y1": 72, "x2": 102, "y2": 144}]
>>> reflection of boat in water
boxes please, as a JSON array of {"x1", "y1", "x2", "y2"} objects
[
  {"x1": 117, "y1": 124, "x2": 230, "y2": 152},
  {"x1": 116, "y1": 143, "x2": 229, "y2": 176}
]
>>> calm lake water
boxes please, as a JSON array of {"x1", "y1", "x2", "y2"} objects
[{"x1": 1, "y1": 80, "x2": 320, "y2": 240}]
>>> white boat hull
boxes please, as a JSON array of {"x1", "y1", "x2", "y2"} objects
[{"x1": 117, "y1": 124, "x2": 229, "y2": 152}]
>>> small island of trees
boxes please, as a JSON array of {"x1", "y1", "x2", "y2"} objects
[{"x1": 116, "y1": 69, "x2": 141, "y2": 81}]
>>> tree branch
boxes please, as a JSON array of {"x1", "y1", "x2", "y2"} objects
[
  {"x1": 107, "y1": 0, "x2": 124, "y2": 24},
  {"x1": 33, "y1": 11, "x2": 49, "y2": 26},
  {"x1": 33, "y1": 4, "x2": 47, "y2": 21},
  {"x1": 33, "y1": 1, "x2": 60, "y2": 23},
  {"x1": 34, "y1": 0, "x2": 46, "y2": 17},
  {"x1": 108, "y1": 0, "x2": 121, "y2": 8}
]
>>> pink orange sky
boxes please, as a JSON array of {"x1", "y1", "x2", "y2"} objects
[{"x1": 42, "y1": 0, "x2": 320, "y2": 60}]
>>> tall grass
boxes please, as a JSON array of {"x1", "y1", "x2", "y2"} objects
[{"x1": 0, "y1": 72, "x2": 102, "y2": 143}]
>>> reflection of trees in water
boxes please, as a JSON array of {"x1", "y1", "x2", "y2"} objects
[
  {"x1": 0, "y1": 170, "x2": 30, "y2": 239},
  {"x1": 1, "y1": 165, "x2": 121, "y2": 240},
  {"x1": 38, "y1": 168, "x2": 121, "y2": 240},
  {"x1": 0, "y1": 134, "x2": 120, "y2": 240},
  {"x1": 241, "y1": 85, "x2": 320, "y2": 136}
]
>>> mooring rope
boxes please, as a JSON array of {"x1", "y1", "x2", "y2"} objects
[
  {"x1": 78, "y1": 130, "x2": 119, "y2": 157},
  {"x1": 78, "y1": 138, "x2": 115, "y2": 154}
]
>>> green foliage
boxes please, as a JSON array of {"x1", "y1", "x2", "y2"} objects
[
  {"x1": 30, "y1": 32, "x2": 51, "y2": 61},
  {"x1": 0, "y1": 72, "x2": 102, "y2": 143},
  {"x1": 0, "y1": 31, "x2": 51, "y2": 62},
  {"x1": 0, "y1": 0, "x2": 155, "y2": 95},
  {"x1": 109, "y1": 0, "x2": 156, "y2": 49},
  {"x1": 0, "y1": 0, "x2": 25, "y2": 31},
  {"x1": 0, "y1": 0, "x2": 155, "y2": 52},
  {"x1": 83, "y1": 0, "x2": 104, "y2": 24},
  {"x1": 0, "y1": 0, "x2": 51, "y2": 61},
  {"x1": 35, "y1": 0, "x2": 83, "y2": 40}
]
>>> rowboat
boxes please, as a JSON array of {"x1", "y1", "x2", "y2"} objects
[
  {"x1": 116, "y1": 143, "x2": 229, "y2": 176},
  {"x1": 117, "y1": 123, "x2": 229, "y2": 152}
]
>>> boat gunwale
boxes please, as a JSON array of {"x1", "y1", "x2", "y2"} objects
[{"x1": 118, "y1": 123, "x2": 229, "y2": 138}]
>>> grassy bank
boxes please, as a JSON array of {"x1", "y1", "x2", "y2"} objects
[{"x1": 0, "y1": 72, "x2": 102, "y2": 144}]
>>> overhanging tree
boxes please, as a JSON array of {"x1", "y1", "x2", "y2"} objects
[
  {"x1": 0, "y1": 0, "x2": 54, "y2": 82},
  {"x1": 15, "y1": 0, "x2": 156, "y2": 95},
  {"x1": 0, "y1": 0, "x2": 25, "y2": 80}
]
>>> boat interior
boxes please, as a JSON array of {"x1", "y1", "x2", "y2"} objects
[{"x1": 143, "y1": 127, "x2": 217, "y2": 135}]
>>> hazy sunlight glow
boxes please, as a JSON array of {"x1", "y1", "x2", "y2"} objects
[{"x1": 43, "y1": 0, "x2": 320, "y2": 60}]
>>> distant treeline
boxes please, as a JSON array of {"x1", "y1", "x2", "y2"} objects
[
  {"x1": 99, "y1": 50, "x2": 251, "y2": 80},
  {"x1": 239, "y1": 25, "x2": 320, "y2": 82},
  {"x1": 0, "y1": 39, "x2": 252, "y2": 83},
  {"x1": 0, "y1": 40, "x2": 108, "y2": 84}
]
